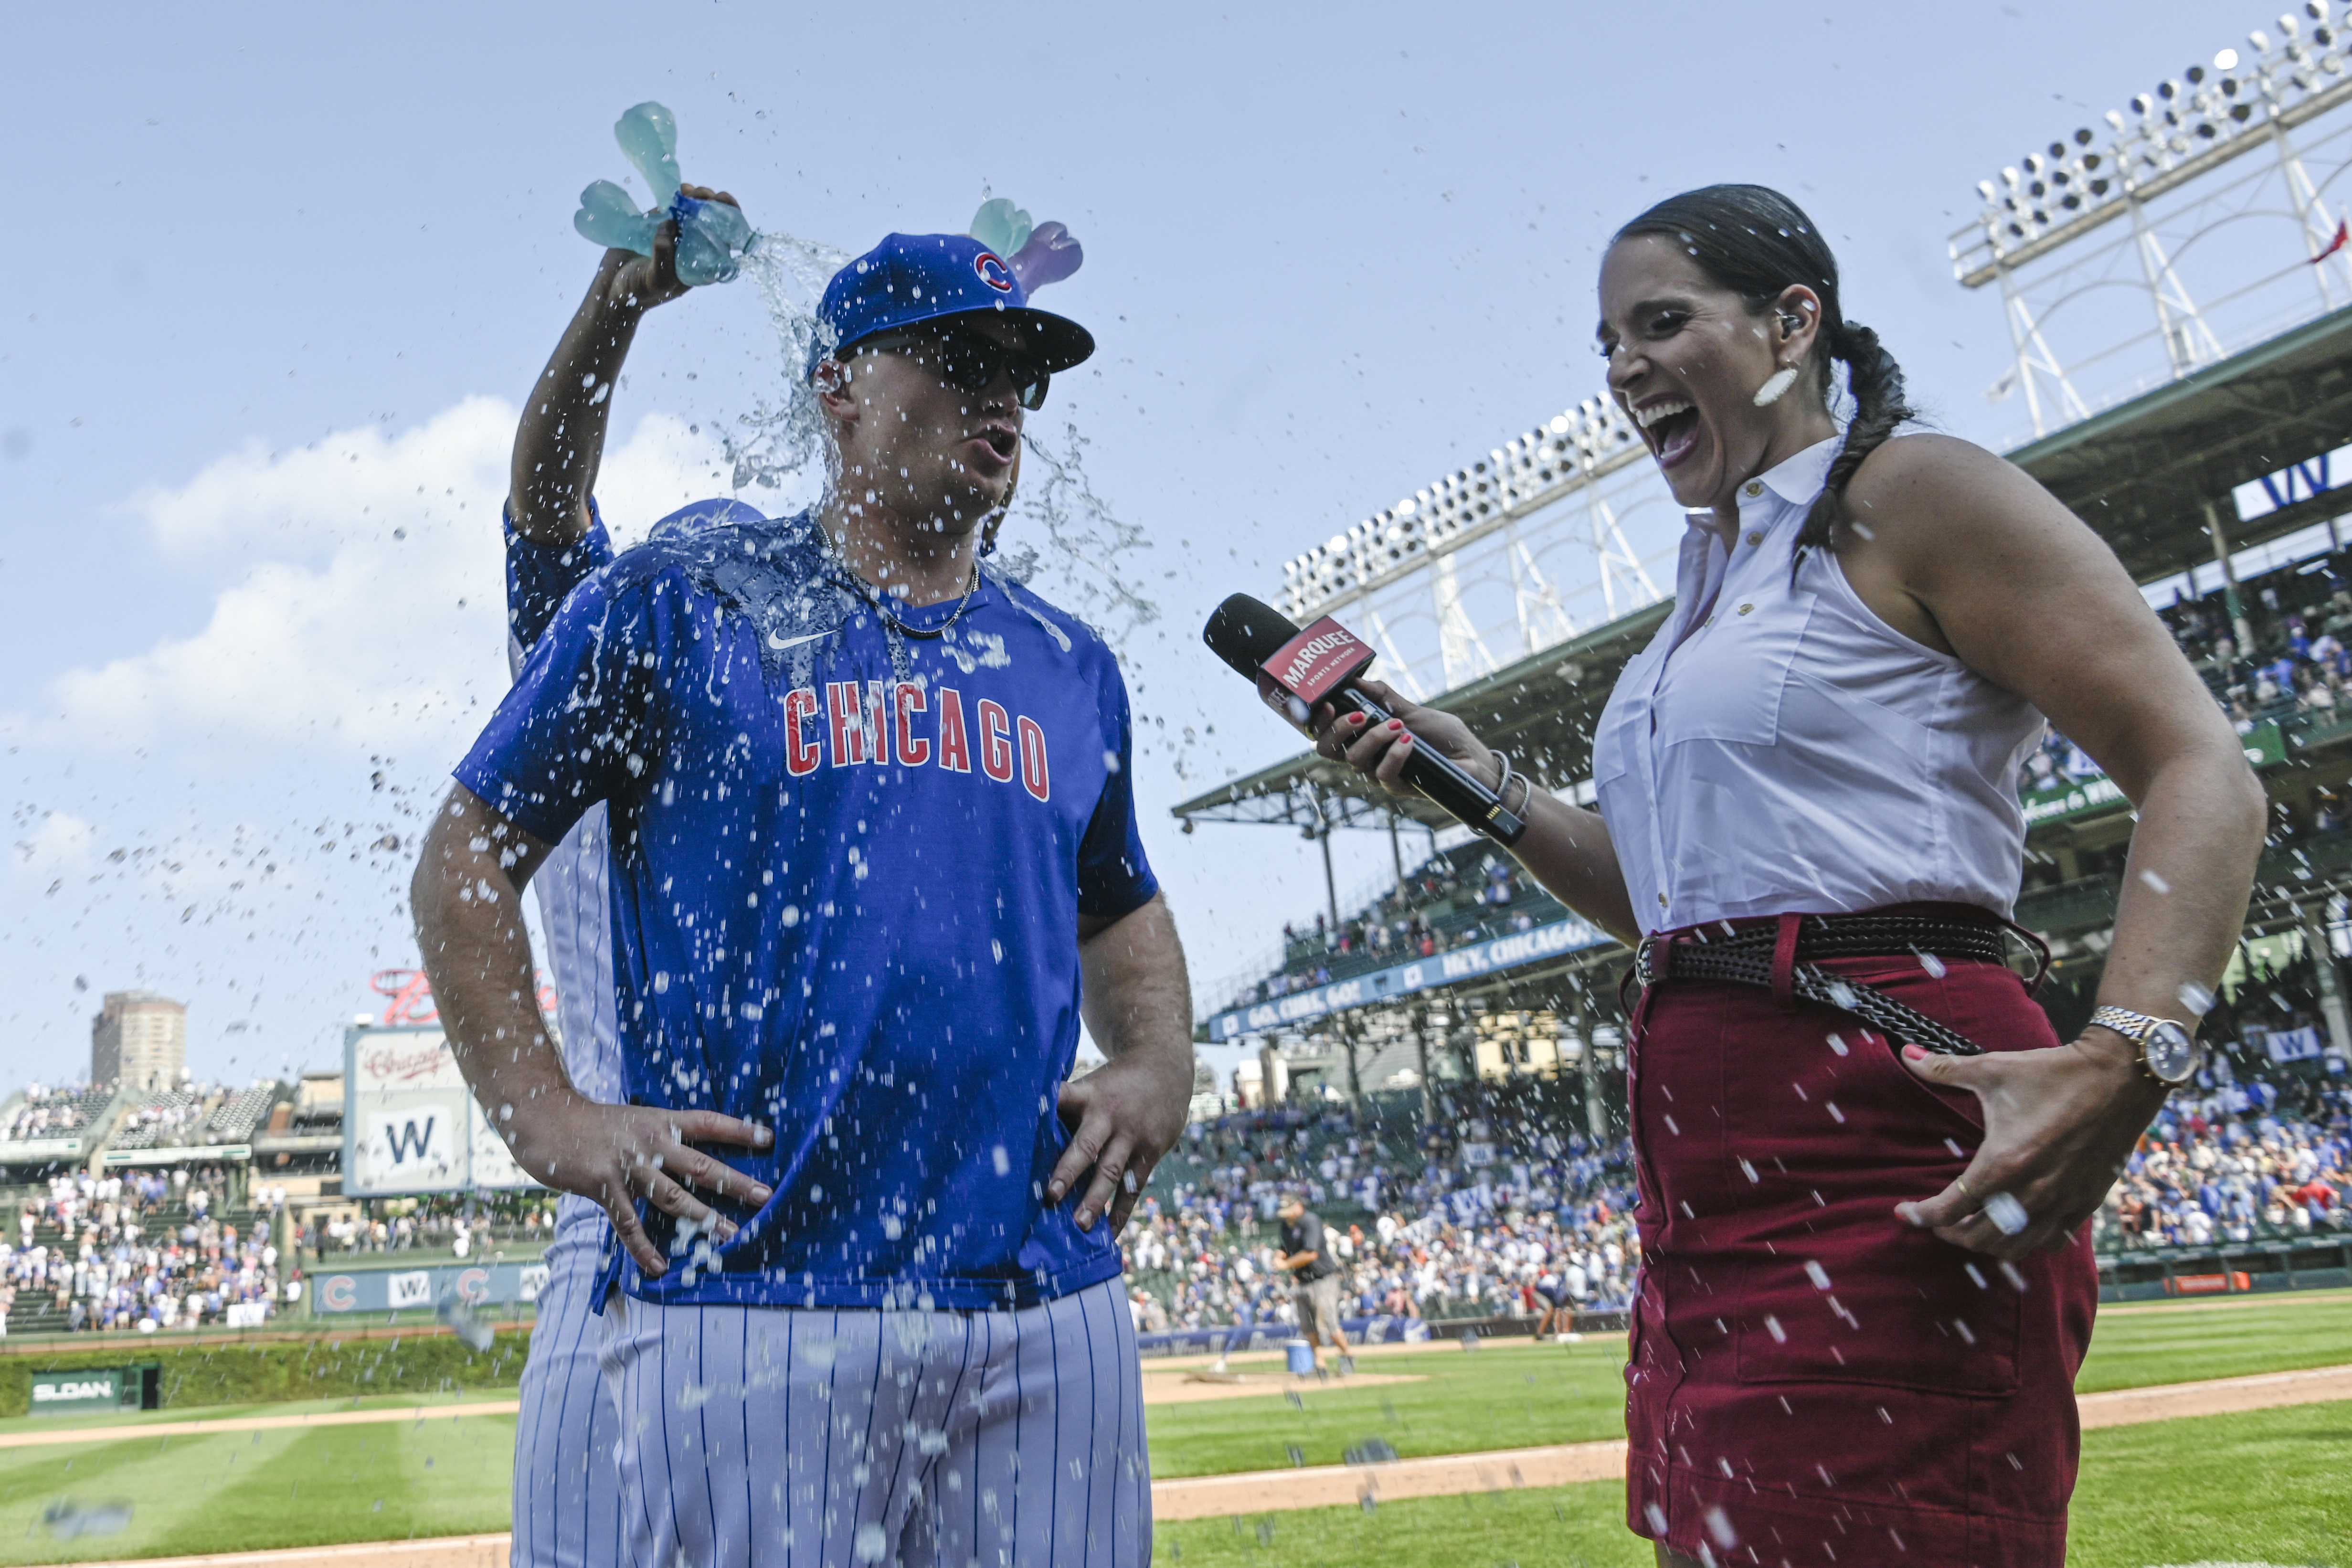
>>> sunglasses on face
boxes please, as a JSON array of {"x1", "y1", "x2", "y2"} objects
[{"x1": 854, "y1": 325, "x2": 1051, "y2": 410}]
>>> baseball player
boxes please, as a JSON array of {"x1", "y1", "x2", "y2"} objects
[{"x1": 416, "y1": 201, "x2": 1193, "y2": 1567}]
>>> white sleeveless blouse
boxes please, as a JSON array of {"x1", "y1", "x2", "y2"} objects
[{"x1": 1591, "y1": 437, "x2": 2044, "y2": 937}]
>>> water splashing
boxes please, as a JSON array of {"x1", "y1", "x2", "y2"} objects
[
  {"x1": 725, "y1": 231, "x2": 855, "y2": 507},
  {"x1": 991, "y1": 421, "x2": 1160, "y2": 651},
  {"x1": 719, "y1": 224, "x2": 1161, "y2": 663}
]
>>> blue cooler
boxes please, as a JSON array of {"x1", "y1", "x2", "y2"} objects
[{"x1": 1284, "y1": 1338, "x2": 1315, "y2": 1376}]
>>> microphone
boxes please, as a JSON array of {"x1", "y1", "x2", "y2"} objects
[{"x1": 1203, "y1": 594, "x2": 1526, "y2": 846}]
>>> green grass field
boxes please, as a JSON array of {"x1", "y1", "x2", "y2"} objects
[
  {"x1": 1155, "y1": 1402, "x2": 2352, "y2": 1566},
  {"x1": 1147, "y1": 1341, "x2": 1630, "y2": 1479},
  {"x1": 0, "y1": 1292, "x2": 2340, "y2": 1564},
  {"x1": 2074, "y1": 1290, "x2": 2352, "y2": 1392}
]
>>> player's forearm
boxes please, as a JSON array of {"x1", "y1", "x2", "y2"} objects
[
  {"x1": 411, "y1": 802, "x2": 572, "y2": 1119},
  {"x1": 1078, "y1": 894, "x2": 1194, "y2": 1073},
  {"x1": 509, "y1": 255, "x2": 647, "y2": 547}
]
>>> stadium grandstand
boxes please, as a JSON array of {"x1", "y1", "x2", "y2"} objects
[
  {"x1": 0, "y1": 1077, "x2": 297, "y2": 1335},
  {"x1": 1157, "y1": 30, "x2": 2352, "y2": 1336},
  {"x1": 0, "y1": 1061, "x2": 566, "y2": 1339}
]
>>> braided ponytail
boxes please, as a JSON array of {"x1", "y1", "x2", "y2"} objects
[
  {"x1": 1791, "y1": 320, "x2": 1914, "y2": 567},
  {"x1": 1612, "y1": 185, "x2": 1914, "y2": 572}
]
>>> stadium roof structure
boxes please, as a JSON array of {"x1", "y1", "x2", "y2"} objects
[
  {"x1": 1173, "y1": 304, "x2": 2352, "y2": 839},
  {"x1": 2021, "y1": 303, "x2": 2352, "y2": 586}
]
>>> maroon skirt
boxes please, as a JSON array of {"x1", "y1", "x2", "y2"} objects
[{"x1": 1622, "y1": 917, "x2": 2098, "y2": 1568}]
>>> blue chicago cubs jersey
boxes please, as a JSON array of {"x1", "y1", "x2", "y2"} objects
[
  {"x1": 456, "y1": 502, "x2": 1157, "y2": 1311},
  {"x1": 508, "y1": 499, "x2": 616, "y2": 651}
]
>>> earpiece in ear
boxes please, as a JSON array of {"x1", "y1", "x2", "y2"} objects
[{"x1": 1752, "y1": 366, "x2": 1801, "y2": 408}]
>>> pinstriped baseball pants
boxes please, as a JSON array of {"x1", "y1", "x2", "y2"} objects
[
  {"x1": 512, "y1": 1211, "x2": 626, "y2": 1568},
  {"x1": 596, "y1": 1279, "x2": 1149, "y2": 1568}
]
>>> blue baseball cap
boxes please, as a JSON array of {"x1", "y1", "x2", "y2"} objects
[{"x1": 810, "y1": 232, "x2": 1095, "y2": 379}]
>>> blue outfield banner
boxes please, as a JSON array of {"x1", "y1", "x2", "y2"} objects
[
  {"x1": 312, "y1": 1257, "x2": 551, "y2": 1315},
  {"x1": 1203, "y1": 915, "x2": 1614, "y2": 1043}
]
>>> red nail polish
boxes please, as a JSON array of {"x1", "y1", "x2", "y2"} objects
[{"x1": 1903, "y1": 1044, "x2": 1927, "y2": 1061}]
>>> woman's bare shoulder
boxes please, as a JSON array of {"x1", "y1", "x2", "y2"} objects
[
  {"x1": 1840, "y1": 431, "x2": 2075, "y2": 561},
  {"x1": 1845, "y1": 432, "x2": 2022, "y2": 506}
]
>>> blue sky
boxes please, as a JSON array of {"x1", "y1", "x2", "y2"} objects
[{"x1": 0, "y1": 0, "x2": 2247, "y2": 1087}]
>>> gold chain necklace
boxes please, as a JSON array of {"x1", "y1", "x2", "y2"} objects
[{"x1": 822, "y1": 522, "x2": 983, "y2": 642}]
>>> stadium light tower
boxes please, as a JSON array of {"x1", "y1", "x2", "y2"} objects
[
  {"x1": 1276, "y1": 396, "x2": 1665, "y2": 699},
  {"x1": 1954, "y1": 2, "x2": 2352, "y2": 438}
]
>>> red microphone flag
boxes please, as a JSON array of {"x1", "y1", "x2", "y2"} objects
[{"x1": 1255, "y1": 616, "x2": 1377, "y2": 724}]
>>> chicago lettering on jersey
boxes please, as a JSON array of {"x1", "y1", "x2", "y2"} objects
[{"x1": 787, "y1": 682, "x2": 1050, "y2": 800}]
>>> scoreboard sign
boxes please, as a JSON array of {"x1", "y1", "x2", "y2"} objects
[{"x1": 343, "y1": 1025, "x2": 543, "y2": 1197}]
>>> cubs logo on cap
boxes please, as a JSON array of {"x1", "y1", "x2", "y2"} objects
[{"x1": 811, "y1": 233, "x2": 1094, "y2": 377}]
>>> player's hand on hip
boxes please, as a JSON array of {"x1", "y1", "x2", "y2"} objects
[
  {"x1": 504, "y1": 1090, "x2": 773, "y2": 1276},
  {"x1": 1893, "y1": 1035, "x2": 2168, "y2": 1261},
  {"x1": 1310, "y1": 678, "x2": 1496, "y2": 798},
  {"x1": 1047, "y1": 1049, "x2": 1193, "y2": 1235},
  {"x1": 600, "y1": 183, "x2": 743, "y2": 314}
]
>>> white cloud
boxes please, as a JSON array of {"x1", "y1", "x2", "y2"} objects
[
  {"x1": 12, "y1": 398, "x2": 729, "y2": 762},
  {"x1": 125, "y1": 397, "x2": 506, "y2": 560},
  {"x1": 9, "y1": 812, "x2": 95, "y2": 886}
]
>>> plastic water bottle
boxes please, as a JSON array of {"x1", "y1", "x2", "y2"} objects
[{"x1": 570, "y1": 101, "x2": 750, "y2": 286}]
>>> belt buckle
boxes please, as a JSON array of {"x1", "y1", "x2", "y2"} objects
[{"x1": 1637, "y1": 933, "x2": 1672, "y2": 990}]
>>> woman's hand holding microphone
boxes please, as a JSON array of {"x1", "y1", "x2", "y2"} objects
[{"x1": 1311, "y1": 680, "x2": 1497, "y2": 795}]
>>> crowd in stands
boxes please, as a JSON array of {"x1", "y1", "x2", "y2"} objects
[
  {"x1": 2092, "y1": 943, "x2": 2352, "y2": 1251},
  {"x1": 110, "y1": 1092, "x2": 207, "y2": 1148},
  {"x1": 1, "y1": 1168, "x2": 285, "y2": 1335},
  {"x1": 109, "y1": 1083, "x2": 283, "y2": 1151},
  {"x1": 0, "y1": 1086, "x2": 101, "y2": 1144},
  {"x1": 1126, "y1": 1091, "x2": 1636, "y2": 1332},
  {"x1": 2024, "y1": 568, "x2": 2352, "y2": 801},
  {"x1": 2102, "y1": 1069, "x2": 2349, "y2": 1250},
  {"x1": 299, "y1": 1194, "x2": 559, "y2": 1260},
  {"x1": 1249, "y1": 856, "x2": 1548, "y2": 1004},
  {"x1": 2158, "y1": 547, "x2": 2352, "y2": 735}
]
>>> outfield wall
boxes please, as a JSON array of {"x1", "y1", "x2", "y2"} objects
[{"x1": 2098, "y1": 1237, "x2": 2352, "y2": 1301}]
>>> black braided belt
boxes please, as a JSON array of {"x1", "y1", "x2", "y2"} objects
[{"x1": 1633, "y1": 914, "x2": 2013, "y2": 1057}]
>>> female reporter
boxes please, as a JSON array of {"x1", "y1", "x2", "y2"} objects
[{"x1": 1314, "y1": 184, "x2": 2262, "y2": 1568}]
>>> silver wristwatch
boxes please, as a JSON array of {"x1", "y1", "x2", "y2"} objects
[{"x1": 2087, "y1": 1005, "x2": 2202, "y2": 1085}]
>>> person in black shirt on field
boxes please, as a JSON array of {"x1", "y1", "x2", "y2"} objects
[{"x1": 1274, "y1": 1196, "x2": 1351, "y2": 1374}]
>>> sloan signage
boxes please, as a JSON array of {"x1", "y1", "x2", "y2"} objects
[{"x1": 28, "y1": 1366, "x2": 157, "y2": 1415}]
